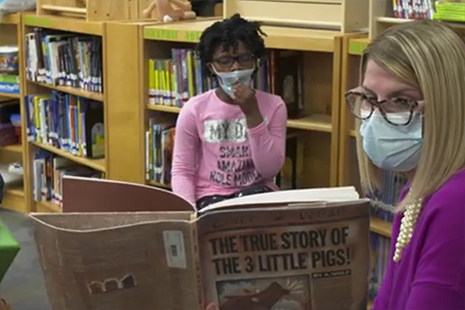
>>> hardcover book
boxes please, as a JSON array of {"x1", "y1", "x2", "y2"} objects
[{"x1": 30, "y1": 177, "x2": 371, "y2": 310}]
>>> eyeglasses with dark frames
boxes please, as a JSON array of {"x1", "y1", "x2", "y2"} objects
[
  {"x1": 212, "y1": 54, "x2": 256, "y2": 69},
  {"x1": 345, "y1": 88, "x2": 422, "y2": 126}
]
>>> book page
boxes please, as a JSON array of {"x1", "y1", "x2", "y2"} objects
[
  {"x1": 196, "y1": 200, "x2": 370, "y2": 310},
  {"x1": 199, "y1": 186, "x2": 360, "y2": 213}
]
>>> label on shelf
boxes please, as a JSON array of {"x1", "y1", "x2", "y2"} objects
[
  {"x1": 24, "y1": 15, "x2": 51, "y2": 28},
  {"x1": 349, "y1": 40, "x2": 369, "y2": 56},
  {"x1": 144, "y1": 28, "x2": 202, "y2": 42}
]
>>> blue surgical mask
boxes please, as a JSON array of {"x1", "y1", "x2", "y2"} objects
[
  {"x1": 211, "y1": 66, "x2": 254, "y2": 99},
  {"x1": 360, "y1": 110, "x2": 423, "y2": 172}
]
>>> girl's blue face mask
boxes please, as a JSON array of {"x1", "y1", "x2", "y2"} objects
[
  {"x1": 211, "y1": 65, "x2": 254, "y2": 99},
  {"x1": 360, "y1": 109, "x2": 423, "y2": 172}
]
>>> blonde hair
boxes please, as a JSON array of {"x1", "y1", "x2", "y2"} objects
[{"x1": 357, "y1": 19, "x2": 465, "y2": 210}]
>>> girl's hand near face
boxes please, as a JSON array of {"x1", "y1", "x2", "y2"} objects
[{"x1": 233, "y1": 82, "x2": 263, "y2": 128}]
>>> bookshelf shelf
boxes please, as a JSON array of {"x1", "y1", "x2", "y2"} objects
[
  {"x1": 147, "y1": 104, "x2": 181, "y2": 114},
  {"x1": 36, "y1": 200, "x2": 61, "y2": 213},
  {"x1": 31, "y1": 141, "x2": 106, "y2": 172},
  {"x1": 28, "y1": 80, "x2": 104, "y2": 101},
  {"x1": 2, "y1": 185, "x2": 27, "y2": 213},
  {"x1": 1, "y1": 144, "x2": 23, "y2": 154},
  {"x1": 146, "y1": 105, "x2": 333, "y2": 133},
  {"x1": 370, "y1": 217, "x2": 392, "y2": 238},
  {"x1": 143, "y1": 19, "x2": 342, "y2": 52},
  {"x1": 147, "y1": 180, "x2": 171, "y2": 190},
  {"x1": 23, "y1": 13, "x2": 104, "y2": 36},
  {"x1": 287, "y1": 114, "x2": 332, "y2": 132},
  {"x1": 6, "y1": 186, "x2": 25, "y2": 198},
  {"x1": 376, "y1": 17, "x2": 413, "y2": 24},
  {"x1": 1, "y1": 13, "x2": 20, "y2": 25},
  {"x1": 0, "y1": 92, "x2": 21, "y2": 99}
]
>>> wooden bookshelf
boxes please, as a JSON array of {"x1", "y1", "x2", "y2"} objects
[
  {"x1": 370, "y1": 217, "x2": 392, "y2": 238},
  {"x1": 147, "y1": 104, "x2": 181, "y2": 114},
  {"x1": 20, "y1": 14, "x2": 112, "y2": 213},
  {"x1": 1, "y1": 185, "x2": 28, "y2": 213},
  {"x1": 1, "y1": 144, "x2": 23, "y2": 154},
  {"x1": 339, "y1": 34, "x2": 368, "y2": 189},
  {"x1": 0, "y1": 93, "x2": 21, "y2": 99},
  {"x1": 368, "y1": 0, "x2": 465, "y2": 39},
  {"x1": 143, "y1": 19, "x2": 343, "y2": 52},
  {"x1": 287, "y1": 114, "x2": 332, "y2": 132},
  {"x1": 0, "y1": 13, "x2": 29, "y2": 213},
  {"x1": 31, "y1": 141, "x2": 106, "y2": 172},
  {"x1": 107, "y1": 18, "x2": 344, "y2": 187},
  {"x1": 6, "y1": 186, "x2": 25, "y2": 198},
  {"x1": 36, "y1": 200, "x2": 62, "y2": 213},
  {"x1": 2, "y1": 13, "x2": 21, "y2": 25},
  {"x1": 29, "y1": 80, "x2": 104, "y2": 101},
  {"x1": 23, "y1": 13, "x2": 104, "y2": 35}
]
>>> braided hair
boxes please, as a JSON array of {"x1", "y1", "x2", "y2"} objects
[{"x1": 196, "y1": 14, "x2": 267, "y2": 74}]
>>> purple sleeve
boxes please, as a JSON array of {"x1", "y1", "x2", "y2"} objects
[
  {"x1": 405, "y1": 196, "x2": 465, "y2": 310},
  {"x1": 371, "y1": 216, "x2": 400, "y2": 310},
  {"x1": 247, "y1": 103, "x2": 287, "y2": 180},
  {"x1": 171, "y1": 106, "x2": 199, "y2": 203}
]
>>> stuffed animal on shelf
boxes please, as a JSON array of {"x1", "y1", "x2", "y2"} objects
[{"x1": 142, "y1": 0, "x2": 196, "y2": 22}]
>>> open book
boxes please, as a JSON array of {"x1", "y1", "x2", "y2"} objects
[{"x1": 30, "y1": 177, "x2": 371, "y2": 310}]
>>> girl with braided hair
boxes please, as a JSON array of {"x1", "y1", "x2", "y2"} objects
[{"x1": 172, "y1": 14, "x2": 287, "y2": 210}]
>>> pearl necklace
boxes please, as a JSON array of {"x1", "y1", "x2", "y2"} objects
[{"x1": 393, "y1": 199, "x2": 423, "y2": 262}]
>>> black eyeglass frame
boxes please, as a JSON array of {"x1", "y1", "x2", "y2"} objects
[
  {"x1": 212, "y1": 53, "x2": 257, "y2": 70},
  {"x1": 345, "y1": 90, "x2": 421, "y2": 126}
]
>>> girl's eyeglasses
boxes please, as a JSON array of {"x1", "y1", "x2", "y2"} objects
[
  {"x1": 345, "y1": 89, "x2": 422, "y2": 126},
  {"x1": 213, "y1": 54, "x2": 256, "y2": 69}
]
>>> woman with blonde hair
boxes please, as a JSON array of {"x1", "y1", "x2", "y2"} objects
[{"x1": 345, "y1": 19, "x2": 465, "y2": 309}]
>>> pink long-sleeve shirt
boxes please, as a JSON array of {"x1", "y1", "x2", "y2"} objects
[{"x1": 172, "y1": 89, "x2": 287, "y2": 204}]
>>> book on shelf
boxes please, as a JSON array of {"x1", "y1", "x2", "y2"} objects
[
  {"x1": 148, "y1": 48, "x2": 218, "y2": 108},
  {"x1": 146, "y1": 117, "x2": 175, "y2": 186},
  {"x1": 0, "y1": 46, "x2": 18, "y2": 75},
  {"x1": 25, "y1": 91, "x2": 105, "y2": 159},
  {"x1": 30, "y1": 177, "x2": 371, "y2": 310},
  {"x1": 32, "y1": 149, "x2": 104, "y2": 206},
  {"x1": 147, "y1": 49, "x2": 281, "y2": 109},
  {"x1": 276, "y1": 133, "x2": 300, "y2": 190},
  {"x1": 0, "y1": 73, "x2": 19, "y2": 94},
  {"x1": 274, "y1": 50, "x2": 305, "y2": 119},
  {"x1": 25, "y1": 29, "x2": 103, "y2": 93}
]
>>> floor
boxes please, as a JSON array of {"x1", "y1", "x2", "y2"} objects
[{"x1": 0, "y1": 208, "x2": 50, "y2": 310}]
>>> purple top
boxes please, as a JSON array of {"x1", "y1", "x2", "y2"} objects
[{"x1": 372, "y1": 168, "x2": 465, "y2": 310}]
